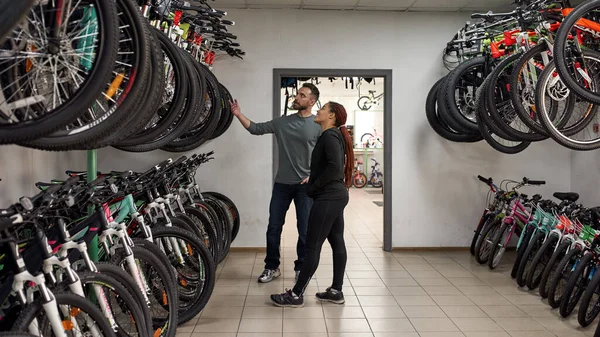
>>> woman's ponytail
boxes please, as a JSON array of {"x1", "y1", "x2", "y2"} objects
[{"x1": 328, "y1": 102, "x2": 354, "y2": 188}]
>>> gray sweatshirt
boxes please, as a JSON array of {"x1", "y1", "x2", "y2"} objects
[{"x1": 248, "y1": 113, "x2": 322, "y2": 184}]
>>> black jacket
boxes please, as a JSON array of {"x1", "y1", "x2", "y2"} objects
[{"x1": 307, "y1": 127, "x2": 348, "y2": 200}]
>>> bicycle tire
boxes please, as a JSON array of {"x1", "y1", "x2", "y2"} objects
[
  {"x1": 510, "y1": 43, "x2": 562, "y2": 137},
  {"x1": 60, "y1": 270, "x2": 150, "y2": 337},
  {"x1": 109, "y1": 246, "x2": 178, "y2": 337},
  {"x1": 0, "y1": 332, "x2": 37, "y2": 337},
  {"x1": 511, "y1": 225, "x2": 535, "y2": 279},
  {"x1": 426, "y1": 77, "x2": 482, "y2": 143},
  {"x1": 209, "y1": 83, "x2": 234, "y2": 140},
  {"x1": 578, "y1": 265, "x2": 600, "y2": 327},
  {"x1": 203, "y1": 191, "x2": 240, "y2": 243},
  {"x1": 201, "y1": 194, "x2": 233, "y2": 263},
  {"x1": 114, "y1": 27, "x2": 188, "y2": 148},
  {"x1": 536, "y1": 51, "x2": 600, "y2": 151},
  {"x1": 12, "y1": 292, "x2": 116, "y2": 337},
  {"x1": 150, "y1": 226, "x2": 216, "y2": 325},
  {"x1": 353, "y1": 173, "x2": 368, "y2": 188},
  {"x1": 95, "y1": 21, "x2": 166, "y2": 147},
  {"x1": 488, "y1": 222, "x2": 511, "y2": 270},
  {"x1": 515, "y1": 231, "x2": 545, "y2": 287},
  {"x1": 477, "y1": 78, "x2": 531, "y2": 154},
  {"x1": 554, "y1": 0, "x2": 600, "y2": 104},
  {"x1": 474, "y1": 218, "x2": 500, "y2": 265},
  {"x1": 443, "y1": 56, "x2": 487, "y2": 134},
  {"x1": 117, "y1": 48, "x2": 201, "y2": 152},
  {"x1": 471, "y1": 213, "x2": 494, "y2": 256},
  {"x1": 0, "y1": 0, "x2": 35, "y2": 44},
  {"x1": 20, "y1": 0, "x2": 151, "y2": 150},
  {"x1": 161, "y1": 61, "x2": 222, "y2": 152},
  {"x1": 95, "y1": 261, "x2": 155, "y2": 334},
  {"x1": 357, "y1": 96, "x2": 372, "y2": 110},
  {"x1": 548, "y1": 246, "x2": 582, "y2": 309},
  {"x1": 534, "y1": 59, "x2": 596, "y2": 138},
  {"x1": 0, "y1": 0, "x2": 120, "y2": 144},
  {"x1": 183, "y1": 206, "x2": 221, "y2": 262},
  {"x1": 560, "y1": 252, "x2": 594, "y2": 318},
  {"x1": 486, "y1": 53, "x2": 546, "y2": 142},
  {"x1": 539, "y1": 240, "x2": 570, "y2": 299},
  {"x1": 526, "y1": 233, "x2": 559, "y2": 290}
]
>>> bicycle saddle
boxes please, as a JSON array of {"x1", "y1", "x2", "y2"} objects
[{"x1": 553, "y1": 192, "x2": 579, "y2": 202}]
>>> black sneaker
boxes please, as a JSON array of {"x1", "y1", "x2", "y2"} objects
[
  {"x1": 270, "y1": 289, "x2": 304, "y2": 308},
  {"x1": 316, "y1": 287, "x2": 345, "y2": 304}
]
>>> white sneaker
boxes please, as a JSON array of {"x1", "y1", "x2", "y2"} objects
[{"x1": 258, "y1": 269, "x2": 281, "y2": 283}]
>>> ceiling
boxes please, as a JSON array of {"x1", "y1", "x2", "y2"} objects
[{"x1": 212, "y1": 0, "x2": 514, "y2": 12}]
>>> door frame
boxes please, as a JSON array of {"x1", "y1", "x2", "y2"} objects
[{"x1": 272, "y1": 68, "x2": 393, "y2": 252}]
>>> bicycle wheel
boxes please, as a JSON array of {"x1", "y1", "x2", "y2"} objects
[
  {"x1": 486, "y1": 53, "x2": 546, "y2": 142},
  {"x1": 477, "y1": 78, "x2": 531, "y2": 154},
  {"x1": 474, "y1": 218, "x2": 500, "y2": 265},
  {"x1": 12, "y1": 292, "x2": 117, "y2": 337},
  {"x1": 548, "y1": 246, "x2": 583, "y2": 308},
  {"x1": 536, "y1": 52, "x2": 600, "y2": 151},
  {"x1": 201, "y1": 194, "x2": 233, "y2": 263},
  {"x1": 488, "y1": 222, "x2": 512, "y2": 270},
  {"x1": 183, "y1": 206, "x2": 221, "y2": 261},
  {"x1": 539, "y1": 240, "x2": 570, "y2": 299},
  {"x1": 203, "y1": 191, "x2": 240, "y2": 243},
  {"x1": 114, "y1": 27, "x2": 188, "y2": 149},
  {"x1": 470, "y1": 213, "x2": 494, "y2": 256},
  {"x1": 209, "y1": 83, "x2": 234, "y2": 140},
  {"x1": 516, "y1": 231, "x2": 545, "y2": 287},
  {"x1": 0, "y1": 0, "x2": 119, "y2": 144},
  {"x1": 554, "y1": 0, "x2": 600, "y2": 104},
  {"x1": 61, "y1": 270, "x2": 149, "y2": 337},
  {"x1": 151, "y1": 226, "x2": 216, "y2": 324},
  {"x1": 426, "y1": 77, "x2": 482, "y2": 142},
  {"x1": 353, "y1": 173, "x2": 368, "y2": 188},
  {"x1": 357, "y1": 96, "x2": 372, "y2": 110},
  {"x1": 96, "y1": 22, "x2": 166, "y2": 146},
  {"x1": 161, "y1": 61, "x2": 221, "y2": 152},
  {"x1": 526, "y1": 233, "x2": 559, "y2": 290},
  {"x1": 511, "y1": 225, "x2": 535, "y2": 279},
  {"x1": 110, "y1": 246, "x2": 178, "y2": 337},
  {"x1": 20, "y1": 0, "x2": 151, "y2": 150},
  {"x1": 560, "y1": 252, "x2": 594, "y2": 318},
  {"x1": 443, "y1": 56, "x2": 487, "y2": 134},
  {"x1": 578, "y1": 266, "x2": 600, "y2": 327}
]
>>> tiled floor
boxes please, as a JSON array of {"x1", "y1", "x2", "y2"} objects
[{"x1": 177, "y1": 189, "x2": 597, "y2": 337}]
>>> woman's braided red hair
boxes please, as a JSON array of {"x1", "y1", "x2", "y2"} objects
[{"x1": 327, "y1": 102, "x2": 354, "y2": 188}]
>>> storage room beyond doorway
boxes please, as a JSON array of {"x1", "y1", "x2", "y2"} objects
[{"x1": 273, "y1": 71, "x2": 392, "y2": 251}]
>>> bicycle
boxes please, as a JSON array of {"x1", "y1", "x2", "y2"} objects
[
  {"x1": 357, "y1": 90, "x2": 384, "y2": 111},
  {"x1": 352, "y1": 159, "x2": 368, "y2": 188}
]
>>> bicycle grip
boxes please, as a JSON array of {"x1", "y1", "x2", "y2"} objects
[
  {"x1": 477, "y1": 175, "x2": 491, "y2": 185},
  {"x1": 528, "y1": 180, "x2": 546, "y2": 185}
]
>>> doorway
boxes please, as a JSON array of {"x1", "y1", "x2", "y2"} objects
[{"x1": 272, "y1": 69, "x2": 392, "y2": 252}]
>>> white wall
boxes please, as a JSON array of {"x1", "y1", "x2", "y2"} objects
[
  {"x1": 572, "y1": 151, "x2": 600, "y2": 206},
  {"x1": 0, "y1": 9, "x2": 574, "y2": 248}
]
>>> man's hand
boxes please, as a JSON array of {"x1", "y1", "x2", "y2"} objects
[
  {"x1": 301, "y1": 177, "x2": 309, "y2": 184},
  {"x1": 229, "y1": 99, "x2": 241, "y2": 117}
]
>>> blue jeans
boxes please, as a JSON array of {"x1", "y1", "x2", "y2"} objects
[{"x1": 265, "y1": 182, "x2": 313, "y2": 271}]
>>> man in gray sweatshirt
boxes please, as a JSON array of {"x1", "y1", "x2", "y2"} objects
[{"x1": 230, "y1": 83, "x2": 322, "y2": 283}]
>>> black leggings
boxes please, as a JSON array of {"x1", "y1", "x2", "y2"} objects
[{"x1": 292, "y1": 196, "x2": 349, "y2": 296}]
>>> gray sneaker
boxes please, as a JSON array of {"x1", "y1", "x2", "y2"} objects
[{"x1": 258, "y1": 269, "x2": 281, "y2": 283}]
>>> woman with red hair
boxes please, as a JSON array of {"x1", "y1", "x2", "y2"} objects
[{"x1": 271, "y1": 101, "x2": 354, "y2": 308}]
